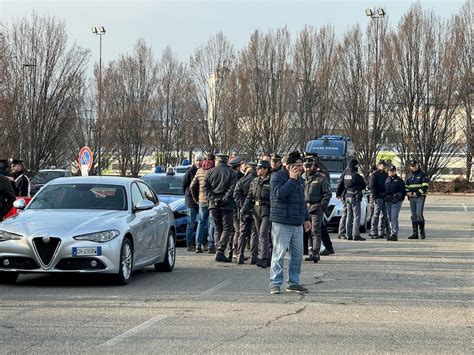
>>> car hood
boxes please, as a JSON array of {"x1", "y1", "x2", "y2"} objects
[
  {"x1": 159, "y1": 195, "x2": 184, "y2": 211},
  {"x1": 0, "y1": 209, "x2": 129, "y2": 237}
]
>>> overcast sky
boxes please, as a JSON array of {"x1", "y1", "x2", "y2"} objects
[{"x1": 1, "y1": 0, "x2": 465, "y2": 74}]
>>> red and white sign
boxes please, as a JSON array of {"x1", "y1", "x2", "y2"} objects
[{"x1": 78, "y1": 146, "x2": 93, "y2": 176}]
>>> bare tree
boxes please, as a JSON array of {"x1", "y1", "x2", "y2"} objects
[
  {"x1": 385, "y1": 5, "x2": 461, "y2": 179},
  {"x1": 1, "y1": 13, "x2": 90, "y2": 172},
  {"x1": 294, "y1": 25, "x2": 339, "y2": 151},
  {"x1": 103, "y1": 39, "x2": 157, "y2": 177},
  {"x1": 190, "y1": 32, "x2": 235, "y2": 153},
  {"x1": 453, "y1": 0, "x2": 473, "y2": 181}
]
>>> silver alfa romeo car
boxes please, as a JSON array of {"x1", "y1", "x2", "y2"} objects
[{"x1": 0, "y1": 176, "x2": 176, "y2": 285}]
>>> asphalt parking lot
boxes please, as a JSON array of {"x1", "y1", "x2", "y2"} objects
[{"x1": 0, "y1": 194, "x2": 472, "y2": 354}]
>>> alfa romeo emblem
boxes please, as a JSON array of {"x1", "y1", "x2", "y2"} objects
[{"x1": 42, "y1": 236, "x2": 51, "y2": 243}]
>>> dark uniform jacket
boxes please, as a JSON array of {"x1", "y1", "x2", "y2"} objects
[
  {"x1": 337, "y1": 168, "x2": 366, "y2": 200},
  {"x1": 370, "y1": 170, "x2": 388, "y2": 198},
  {"x1": 385, "y1": 175, "x2": 406, "y2": 203},
  {"x1": 303, "y1": 172, "x2": 332, "y2": 214},
  {"x1": 405, "y1": 169, "x2": 429, "y2": 197},
  {"x1": 204, "y1": 163, "x2": 238, "y2": 210},
  {"x1": 270, "y1": 169, "x2": 309, "y2": 226},
  {"x1": 13, "y1": 171, "x2": 30, "y2": 197},
  {"x1": 242, "y1": 174, "x2": 271, "y2": 218},
  {"x1": 0, "y1": 176, "x2": 16, "y2": 220},
  {"x1": 233, "y1": 169, "x2": 257, "y2": 209},
  {"x1": 336, "y1": 167, "x2": 350, "y2": 198},
  {"x1": 182, "y1": 165, "x2": 198, "y2": 208}
]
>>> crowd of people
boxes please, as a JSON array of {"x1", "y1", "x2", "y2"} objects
[
  {"x1": 0, "y1": 158, "x2": 30, "y2": 220},
  {"x1": 182, "y1": 151, "x2": 430, "y2": 294}
]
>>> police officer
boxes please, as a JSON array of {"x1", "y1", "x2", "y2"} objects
[
  {"x1": 270, "y1": 153, "x2": 283, "y2": 174},
  {"x1": 228, "y1": 156, "x2": 245, "y2": 259},
  {"x1": 385, "y1": 166, "x2": 405, "y2": 241},
  {"x1": 204, "y1": 153, "x2": 238, "y2": 262},
  {"x1": 369, "y1": 160, "x2": 389, "y2": 239},
  {"x1": 10, "y1": 159, "x2": 30, "y2": 197},
  {"x1": 337, "y1": 159, "x2": 366, "y2": 241},
  {"x1": 241, "y1": 160, "x2": 271, "y2": 267},
  {"x1": 406, "y1": 160, "x2": 429, "y2": 239},
  {"x1": 0, "y1": 160, "x2": 16, "y2": 220},
  {"x1": 303, "y1": 158, "x2": 331, "y2": 262},
  {"x1": 233, "y1": 161, "x2": 257, "y2": 263}
]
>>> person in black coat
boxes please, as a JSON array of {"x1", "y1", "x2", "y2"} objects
[
  {"x1": 337, "y1": 159, "x2": 367, "y2": 241},
  {"x1": 182, "y1": 155, "x2": 204, "y2": 251},
  {"x1": 406, "y1": 160, "x2": 430, "y2": 239},
  {"x1": 385, "y1": 166, "x2": 406, "y2": 241},
  {"x1": 204, "y1": 154, "x2": 238, "y2": 263},
  {"x1": 0, "y1": 174, "x2": 16, "y2": 220},
  {"x1": 369, "y1": 160, "x2": 389, "y2": 239},
  {"x1": 10, "y1": 159, "x2": 30, "y2": 197}
]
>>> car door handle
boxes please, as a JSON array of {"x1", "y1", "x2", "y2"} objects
[{"x1": 161, "y1": 212, "x2": 168, "y2": 216}]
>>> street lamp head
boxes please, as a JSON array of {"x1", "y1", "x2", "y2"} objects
[
  {"x1": 377, "y1": 8, "x2": 386, "y2": 17},
  {"x1": 365, "y1": 9, "x2": 373, "y2": 17},
  {"x1": 91, "y1": 26, "x2": 106, "y2": 34}
]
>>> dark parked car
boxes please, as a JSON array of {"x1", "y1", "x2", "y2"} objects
[
  {"x1": 141, "y1": 172, "x2": 188, "y2": 242},
  {"x1": 30, "y1": 169, "x2": 72, "y2": 196}
]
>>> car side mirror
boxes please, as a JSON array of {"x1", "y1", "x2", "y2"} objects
[
  {"x1": 13, "y1": 199, "x2": 27, "y2": 210},
  {"x1": 134, "y1": 199, "x2": 154, "y2": 212}
]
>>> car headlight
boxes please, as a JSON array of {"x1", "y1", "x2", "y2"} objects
[
  {"x1": 0, "y1": 230, "x2": 23, "y2": 242},
  {"x1": 73, "y1": 230, "x2": 120, "y2": 243}
]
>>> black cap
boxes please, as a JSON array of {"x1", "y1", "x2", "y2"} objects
[
  {"x1": 378, "y1": 160, "x2": 387, "y2": 166},
  {"x1": 256, "y1": 160, "x2": 271, "y2": 169},
  {"x1": 389, "y1": 165, "x2": 397, "y2": 171},
  {"x1": 287, "y1": 151, "x2": 303, "y2": 165},
  {"x1": 271, "y1": 153, "x2": 282, "y2": 161},
  {"x1": 410, "y1": 160, "x2": 418, "y2": 166},
  {"x1": 247, "y1": 161, "x2": 258, "y2": 168},
  {"x1": 207, "y1": 153, "x2": 216, "y2": 161},
  {"x1": 215, "y1": 153, "x2": 228, "y2": 162},
  {"x1": 10, "y1": 158, "x2": 23, "y2": 165},
  {"x1": 229, "y1": 156, "x2": 243, "y2": 166}
]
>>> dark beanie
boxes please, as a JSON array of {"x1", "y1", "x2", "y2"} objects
[
  {"x1": 349, "y1": 159, "x2": 359, "y2": 168},
  {"x1": 286, "y1": 151, "x2": 302, "y2": 165}
]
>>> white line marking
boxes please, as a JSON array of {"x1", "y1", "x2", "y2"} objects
[
  {"x1": 100, "y1": 315, "x2": 168, "y2": 347},
  {"x1": 461, "y1": 203, "x2": 468, "y2": 212},
  {"x1": 199, "y1": 280, "x2": 232, "y2": 296}
]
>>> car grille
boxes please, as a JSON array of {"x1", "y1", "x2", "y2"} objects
[
  {"x1": 32, "y1": 237, "x2": 61, "y2": 267},
  {"x1": 56, "y1": 258, "x2": 106, "y2": 270},
  {"x1": 325, "y1": 205, "x2": 335, "y2": 218},
  {"x1": 0, "y1": 257, "x2": 39, "y2": 270}
]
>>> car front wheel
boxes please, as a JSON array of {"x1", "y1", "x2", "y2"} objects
[
  {"x1": 113, "y1": 238, "x2": 133, "y2": 285},
  {"x1": 155, "y1": 229, "x2": 176, "y2": 272}
]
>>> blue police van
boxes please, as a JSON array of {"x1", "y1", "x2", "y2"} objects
[{"x1": 305, "y1": 135, "x2": 356, "y2": 172}]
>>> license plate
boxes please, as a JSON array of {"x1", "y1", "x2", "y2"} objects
[{"x1": 72, "y1": 247, "x2": 102, "y2": 256}]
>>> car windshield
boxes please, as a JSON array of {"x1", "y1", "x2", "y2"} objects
[
  {"x1": 330, "y1": 177, "x2": 340, "y2": 192},
  {"x1": 321, "y1": 160, "x2": 345, "y2": 172},
  {"x1": 28, "y1": 184, "x2": 127, "y2": 210},
  {"x1": 142, "y1": 175, "x2": 184, "y2": 196},
  {"x1": 31, "y1": 171, "x2": 67, "y2": 184}
]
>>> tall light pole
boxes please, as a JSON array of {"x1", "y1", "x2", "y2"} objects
[
  {"x1": 366, "y1": 8, "x2": 386, "y2": 150},
  {"x1": 91, "y1": 26, "x2": 105, "y2": 175}
]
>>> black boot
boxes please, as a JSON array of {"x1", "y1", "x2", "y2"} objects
[
  {"x1": 419, "y1": 221, "x2": 426, "y2": 239},
  {"x1": 408, "y1": 222, "x2": 419, "y2": 239}
]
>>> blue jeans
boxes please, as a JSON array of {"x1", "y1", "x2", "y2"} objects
[
  {"x1": 186, "y1": 207, "x2": 199, "y2": 246},
  {"x1": 196, "y1": 204, "x2": 215, "y2": 247},
  {"x1": 386, "y1": 201, "x2": 402, "y2": 236},
  {"x1": 270, "y1": 222, "x2": 303, "y2": 288}
]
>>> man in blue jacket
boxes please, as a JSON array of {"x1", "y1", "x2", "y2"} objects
[{"x1": 269, "y1": 151, "x2": 311, "y2": 295}]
